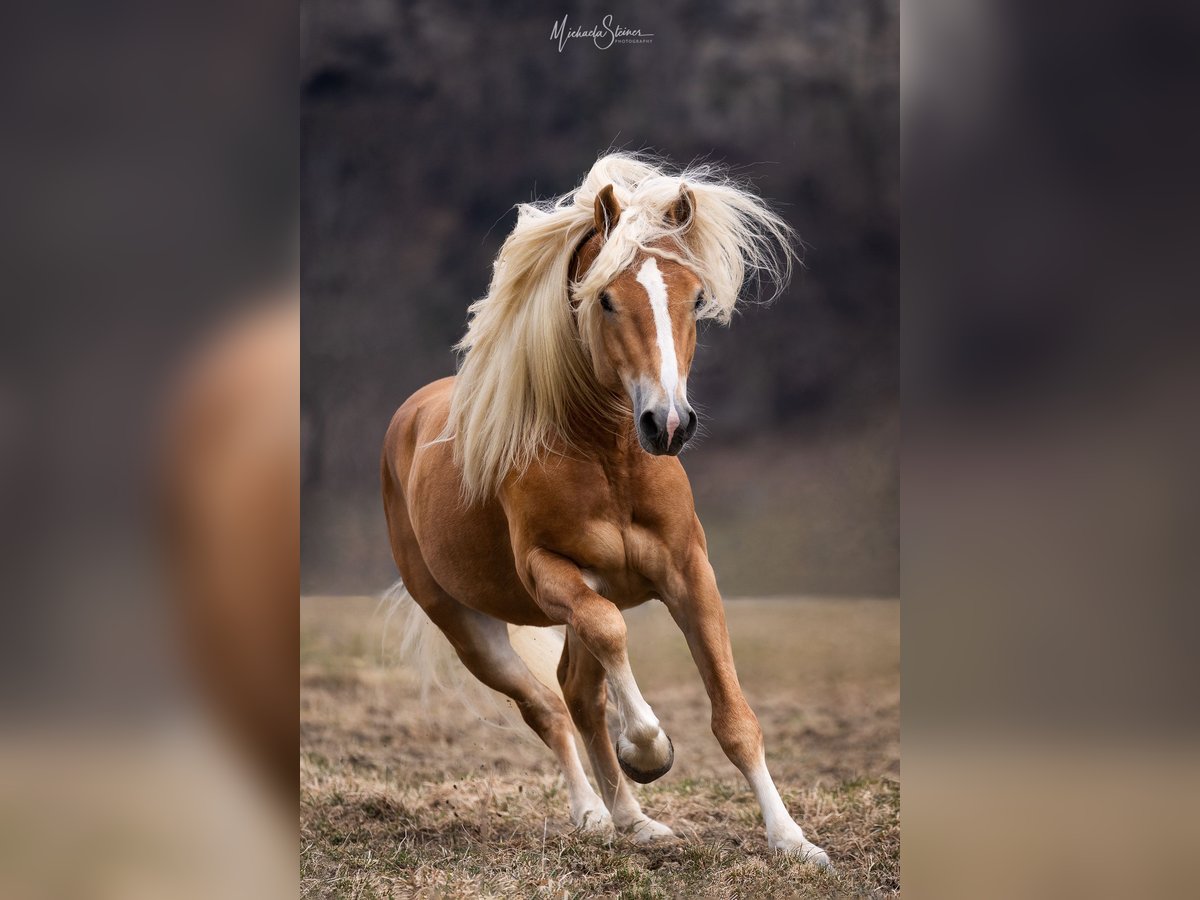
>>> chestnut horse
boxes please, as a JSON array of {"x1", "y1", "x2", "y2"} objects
[{"x1": 381, "y1": 153, "x2": 829, "y2": 865}]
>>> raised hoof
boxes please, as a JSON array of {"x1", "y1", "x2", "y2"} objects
[{"x1": 616, "y1": 735, "x2": 674, "y2": 784}]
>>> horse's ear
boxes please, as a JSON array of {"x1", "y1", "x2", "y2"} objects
[
  {"x1": 594, "y1": 184, "x2": 622, "y2": 238},
  {"x1": 667, "y1": 185, "x2": 697, "y2": 232}
]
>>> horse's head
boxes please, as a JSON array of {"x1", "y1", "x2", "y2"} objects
[
  {"x1": 450, "y1": 153, "x2": 794, "y2": 501},
  {"x1": 574, "y1": 184, "x2": 704, "y2": 456}
]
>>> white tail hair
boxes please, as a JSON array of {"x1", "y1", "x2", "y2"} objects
[{"x1": 381, "y1": 580, "x2": 565, "y2": 731}]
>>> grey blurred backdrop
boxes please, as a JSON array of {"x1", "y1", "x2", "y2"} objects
[{"x1": 301, "y1": 0, "x2": 898, "y2": 597}]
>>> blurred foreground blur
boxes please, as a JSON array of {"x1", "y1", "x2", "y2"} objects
[
  {"x1": 905, "y1": 1, "x2": 1200, "y2": 897},
  {"x1": 162, "y1": 295, "x2": 299, "y2": 798},
  {"x1": 0, "y1": 290, "x2": 299, "y2": 900},
  {"x1": 0, "y1": 2, "x2": 295, "y2": 897}
]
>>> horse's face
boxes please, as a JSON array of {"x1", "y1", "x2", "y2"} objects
[
  {"x1": 574, "y1": 185, "x2": 707, "y2": 456},
  {"x1": 587, "y1": 246, "x2": 703, "y2": 456}
]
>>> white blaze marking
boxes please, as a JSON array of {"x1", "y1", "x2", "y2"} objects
[{"x1": 635, "y1": 257, "x2": 681, "y2": 444}]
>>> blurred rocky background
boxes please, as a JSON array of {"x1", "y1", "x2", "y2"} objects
[{"x1": 301, "y1": 0, "x2": 898, "y2": 596}]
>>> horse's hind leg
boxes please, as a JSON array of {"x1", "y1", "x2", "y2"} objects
[
  {"x1": 383, "y1": 461, "x2": 607, "y2": 832},
  {"x1": 558, "y1": 627, "x2": 675, "y2": 843},
  {"x1": 405, "y1": 573, "x2": 611, "y2": 833}
]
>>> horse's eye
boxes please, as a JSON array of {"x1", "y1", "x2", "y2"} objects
[
  {"x1": 694, "y1": 293, "x2": 705, "y2": 312},
  {"x1": 599, "y1": 292, "x2": 614, "y2": 313}
]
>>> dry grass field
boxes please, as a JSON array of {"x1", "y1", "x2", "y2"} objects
[{"x1": 301, "y1": 596, "x2": 899, "y2": 898}]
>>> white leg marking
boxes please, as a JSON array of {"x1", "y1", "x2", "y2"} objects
[
  {"x1": 563, "y1": 733, "x2": 612, "y2": 833},
  {"x1": 635, "y1": 257, "x2": 683, "y2": 445},
  {"x1": 608, "y1": 660, "x2": 671, "y2": 772},
  {"x1": 746, "y1": 752, "x2": 831, "y2": 867},
  {"x1": 610, "y1": 779, "x2": 676, "y2": 842}
]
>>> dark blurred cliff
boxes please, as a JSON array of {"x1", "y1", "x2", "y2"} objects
[{"x1": 301, "y1": 0, "x2": 898, "y2": 596}]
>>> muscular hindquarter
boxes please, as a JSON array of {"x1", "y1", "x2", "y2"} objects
[{"x1": 381, "y1": 377, "x2": 553, "y2": 625}]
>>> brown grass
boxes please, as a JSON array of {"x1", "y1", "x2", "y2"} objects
[{"x1": 301, "y1": 596, "x2": 899, "y2": 898}]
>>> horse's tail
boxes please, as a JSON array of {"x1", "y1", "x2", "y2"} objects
[{"x1": 381, "y1": 579, "x2": 565, "y2": 730}]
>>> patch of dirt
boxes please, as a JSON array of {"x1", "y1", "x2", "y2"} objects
[{"x1": 301, "y1": 596, "x2": 900, "y2": 898}]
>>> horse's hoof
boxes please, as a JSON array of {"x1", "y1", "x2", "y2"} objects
[
  {"x1": 625, "y1": 816, "x2": 676, "y2": 844},
  {"x1": 771, "y1": 835, "x2": 833, "y2": 870},
  {"x1": 616, "y1": 734, "x2": 674, "y2": 783},
  {"x1": 573, "y1": 806, "x2": 615, "y2": 836}
]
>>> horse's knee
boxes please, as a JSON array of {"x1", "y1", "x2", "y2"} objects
[{"x1": 568, "y1": 600, "x2": 627, "y2": 663}]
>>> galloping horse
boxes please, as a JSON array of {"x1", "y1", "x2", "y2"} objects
[{"x1": 381, "y1": 153, "x2": 829, "y2": 865}]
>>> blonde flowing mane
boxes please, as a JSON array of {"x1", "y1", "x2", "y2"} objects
[{"x1": 444, "y1": 152, "x2": 797, "y2": 503}]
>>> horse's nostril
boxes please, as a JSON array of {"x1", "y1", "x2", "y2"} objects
[
  {"x1": 684, "y1": 409, "x2": 698, "y2": 439},
  {"x1": 638, "y1": 409, "x2": 658, "y2": 438}
]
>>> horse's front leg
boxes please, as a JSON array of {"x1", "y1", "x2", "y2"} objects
[
  {"x1": 524, "y1": 548, "x2": 675, "y2": 783},
  {"x1": 664, "y1": 548, "x2": 831, "y2": 868}
]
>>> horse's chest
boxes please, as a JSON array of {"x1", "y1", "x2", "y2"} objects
[
  {"x1": 569, "y1": 520, "x2": 678, "y2": 608},
  {"x1": 514, "y1": 456, "x2": 693, "y2": 603}
]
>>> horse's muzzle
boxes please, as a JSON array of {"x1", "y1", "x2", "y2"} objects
[{"x1": 636, "y1": 404, "x2": 698, "y2": 456}]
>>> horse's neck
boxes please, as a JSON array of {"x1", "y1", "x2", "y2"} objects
[{"x1": 561, "y1": 390, "x2": 635, "y2": 456}]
